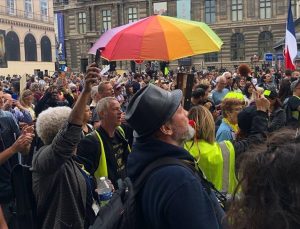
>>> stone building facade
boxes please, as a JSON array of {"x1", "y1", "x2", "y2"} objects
[
  {"x1": 54, "y1": 0, "x2": 299, "y2": 72},
  {"x1": 0, "y1": 0, "x2": 55, "y2": 75}
]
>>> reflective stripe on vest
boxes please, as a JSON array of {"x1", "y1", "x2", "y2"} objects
[
  {"x1": 219, "y1": 141, "x2": 230, "y2": 193},
  {"x1": 94, "y1": 129, "x2": 107, "y2": 179},
  {"x1": 291, "y1": 95, "x2": 300, "y2": 121},
  {"x1": 93, "y1": 126, "x2": 130, "y2": 179},
  {"x1": 292, "y1": 110, "x2": 300, "y2": 120},
  {"x1": 184, "y1": 140, "x2": 237, "y2": 194}
]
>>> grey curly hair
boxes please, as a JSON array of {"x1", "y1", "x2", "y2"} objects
[{"x1": 36, "y1": 106, "x2": 72, "y2": 145}]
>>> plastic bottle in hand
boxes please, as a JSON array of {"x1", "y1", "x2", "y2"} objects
[{"x1": 97, "y1": 177, "x2": 113, "y2": 206}]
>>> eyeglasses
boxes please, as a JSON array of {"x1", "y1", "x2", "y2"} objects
[{"x1": 231, "y1": 107, "x2": 243, "y2": 112}]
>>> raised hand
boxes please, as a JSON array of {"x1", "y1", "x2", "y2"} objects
[
  {"x1": 255, "y1": 96, "x2": 270, "y2": 112},
  {"x1": 84, "y1": 63, "x2": 100, "y2": 92}
]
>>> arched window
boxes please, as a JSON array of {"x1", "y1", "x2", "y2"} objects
[
  {"x1": 41, "y1": 36, "x2": 52, "y2": 62},
  {"x1": 231, "y1": 33, "x2": 245, "y2": 61},
  {"x1": 258, "y1": 31, "x2": 273, "y2": 58},
  {"x1": 5, "y1": 31, "x2": 20, "y2": 61},
  {"x1": 24, "y1": 33, "x2": 37, "y2": 61}
]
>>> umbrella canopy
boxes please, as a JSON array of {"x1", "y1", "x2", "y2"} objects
[{"x1": 89, "y1": 15, "x2": 223, "y2": 61}]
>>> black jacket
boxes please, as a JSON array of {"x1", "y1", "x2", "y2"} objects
[
  {"x1": 35, "y1": 92, "x2": 74, "y2": 117},
  {"x1": 77, "y1": 126, "x2": 130, "y2": 187},
  {"x1": 268, "y1": 108, "x2": 286, "y2": 132},
  {"x1": 127, "y1": 138, "x2": 224, "y2": 229},
  {"x1": 0, "y1": 111, "x2": 20, "y2": 203},
  {"x1": 32, "y1": 123, "x2": 87, "y2": 229},
  {"x1": 233, "y1": 109, "x2": 268, "y2": 169}
]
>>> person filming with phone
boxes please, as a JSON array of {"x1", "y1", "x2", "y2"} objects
[
  {"x1": 2, "y1": 92, "x2": 32, "y2": 124},
  {"x1": 34, "y1": 84, "x2": 73, "y2": 117}
]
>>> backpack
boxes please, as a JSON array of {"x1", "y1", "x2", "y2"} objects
[{"x1": 90, "y1": 157, "x2": 226, "y2": 229}]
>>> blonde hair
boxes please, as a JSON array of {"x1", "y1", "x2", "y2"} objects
[
  {"x1": 20, "y1": 89, "x2": 33, "y2": 105},
  {"x1": 256, "y1": 86, "x2": 265, "y2": 95},
  {"x1": 198, "y1": 79, "x2": 210, "y2": 86},
  {"x1": 188, "y1": 105, "x2": 215, "y2": 144},
  {"x1": 221, "y1": 98, "x2": 244, "y2": 118}
]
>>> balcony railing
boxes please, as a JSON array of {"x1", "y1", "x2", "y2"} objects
[
  {"x1": 53, "y1": 0, "x2": 69, "y2": 6},
  {"x1": 0, "y1": 5, "x2": 54, "y2": 24},
  {"x1": 55, "y1": 0, "x2": 69, "y2": 3}
]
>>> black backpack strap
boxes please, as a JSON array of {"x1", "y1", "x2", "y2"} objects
[
  {"x1": 133, "y1": 157, "x2": 198, "y2": 194},
  {"x1": 133, "y1": 157, "x2": 227, "y2": 208}
]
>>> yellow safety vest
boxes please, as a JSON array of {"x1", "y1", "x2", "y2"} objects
[
  {"x1": 184, "y1": 139, "x2": 237, "y2": 194},
  {"x1": 92, "y1": 126, "x2": 131, "y2": 179},
  {"x1": 291, "y1": 96, "x2": 300, "y2": 121}
]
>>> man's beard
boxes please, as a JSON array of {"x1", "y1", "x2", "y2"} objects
[
  {"x1": 185, "y1": 125, "x2": 196, "y2": 141},
  {"x1": 173, "y1": 125, "x2": 195, "y2": 146}
]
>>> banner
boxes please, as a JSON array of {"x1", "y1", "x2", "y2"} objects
[
  {"x1": 0, "y1": 30, "x2": 7, "y2": 68},
  {"x1": 55, "y1": 12, "x2": 65, "y2": 61},
  {"x1": 177, "y1": 0, "x2": 191, "y2": 20}
]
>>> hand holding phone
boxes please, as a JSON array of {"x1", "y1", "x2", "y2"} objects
[
  {"x1": 95, "y1": 48, "x2": 104, "y2": 68},
  {"x1": 84, "y1": 63, "x2": 100, "y2": 91}
]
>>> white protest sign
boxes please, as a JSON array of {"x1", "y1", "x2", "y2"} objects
[
  {"x1": 20, "y1": 74, "x2": 27, "y2": 95},
  {"x1": 100, "y1": 65, "x2": 110, "y2": 75}
]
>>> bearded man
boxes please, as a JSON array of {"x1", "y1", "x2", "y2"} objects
[{"x1": 125, "y1": 84, "x2": 225, "y2": 229}]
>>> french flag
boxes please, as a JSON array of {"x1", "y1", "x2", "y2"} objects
[{"x1": 285, "y1": 0, "x2": 297, "y2": 70}]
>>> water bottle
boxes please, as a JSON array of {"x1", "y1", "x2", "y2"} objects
[{"x1": 97, "y1": 177, "x2": 113, "y2": 206}]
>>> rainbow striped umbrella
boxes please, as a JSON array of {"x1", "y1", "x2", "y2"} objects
[{"x1": 89, "y1": 15, "x2": 223, "y2": 61}]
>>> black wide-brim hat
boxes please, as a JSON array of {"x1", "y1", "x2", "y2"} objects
[{"x1": 125, "y1": 84, "x2": 182, "y2": 138}]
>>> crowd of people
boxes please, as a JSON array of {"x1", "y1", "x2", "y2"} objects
[{"x1": 0, "y1": 62, "x2": 299, "y2": 229}]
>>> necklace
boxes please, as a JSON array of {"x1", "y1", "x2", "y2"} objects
[{"x1": 223, "y1": 118, "x2": 239, "y2": 133}]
